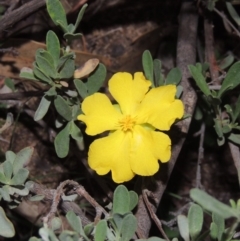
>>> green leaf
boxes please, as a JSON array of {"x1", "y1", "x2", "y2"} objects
[
  {"x1": 142, "y1": 50, "x2": 154, "y2": 86},
  {"x1": 177, "y1": 90, "x2": 185, "y2": 100},
  {"x1": 33, "y1": 63, "x2": 53, "y2": 84},
  {"x1": 226, "y1": 2, "x2": 240, "y2": 26},
  {"x1": 214, "y1": 118, "x2": 224, "y2": 138},
  {"x1": 177, "y1": 215, "x2": 190, "y2": 241},
  {"x1": 4, "y1": 78, "x2": 15, "y2": 91},
  {"x1": 54, "y1": 122, "x2": 70, "y2": 158},
  {"x1": 113, "y1": 185, "x2": 130, "y2": 215},
  {"x1": 113, "y1": 213, "x2": 123, "y2": 231},
  {"x1": 10, "y1": 168, "x2": 29, "y2": 185},
  {"x1": 3, "y1": 161, "x2": 13, "y2": 179},
  {"x1": 212, "y1": 213, "x2": 224, "y2": 241},
  {"x1": 233, "y1": 95, "x2": 240, "y2": 122},
  {"x1": 153, "y1": 59, "x2": 163, "y2": 86},
  {"x1": 84, "y1": 223, "x2": 94, "y2": 237},
  {"x1": 39, "y1": 227, "x2": 59, "y2": 241},
  {"x1": 59, "y1": 58, "x2": 75, "y2": 79},
  {"x1": 20, "y1": 69, "x2": 39, "y2": 81},
  {"x1": 57, "y1": 53, "x2": 75, "y2": 70},
  {"x1": 0, "y1": 206, "x2": 15, "y2": 237},
  {"x1": 188, "y1": 65, "x2": 211, "y2": 96},
  {"x1": 94, "y1": 220, "x2": 107, "y2": 241},
  {"x1": 8, "y1": 185, "x2": 29, "y2": 196},
  {"x1": 73, "y1": 4, "x2": 88, "y2": 33},
  {"x1": 210, "y1": 222, "x2": 218, "y2": 239},
  {"x1": 218, "y1": 61, "x2": 240, "y2": 97},
  {"x1": 128, "y1": 191, "x2": 138, "y2": 211},
  {"x1": 51, "y1": 217, "x2": 62, "y2": 231},
  {"x1": 0, "y1": 185, "x2": 11, "y2": 201},
  {"x1": 120, "y1": 214, "x2": 137, "y2": 241},
  {"x1": 74, "y1": 79, "x2": 88, "y2": 99},
  {"x1": 13, "y1": 147, "x2": 34, "y2": 175},
  {"x1": 5, "y1": 151, "x2": 16, "y2": 164},
  {"x1": 28, "y1": 195, "x2": 45, "y2": 202},
  {"x1": 37, "y1": 49, "x2": 55, "y2": 68},
  {"x1": 54, "y1": 95, "x2": 72, "y2": 121},
  {"x1": 36, "y1": 55, "x2": 57, "y2": 79},
  {"x1": 0, "y1": 172, "x2": 7, "y2": 184},
  {"x1": 46, "y1": 0, "x2": 68, "y2": 31},
  {"x1": 190, "y1": 188, "x2": 239, "y2": 219},
  {"x1": 228, "y1": 133, "x2": 240, "y2": 145},
  {"x1": 46, "y1": 30, "x2": 60, "y2": 68},
  {"x1": 63, "y1": 32, "x2": 82, "y2": 42},
  {"x1": 66, "y1": 211, "x2": 83, "y2": 234},
  {"x1": 219, "y1": 53, "x2": 234, "y2": 70},
  {"x1": 86, "y1": 63, "x2": 106, "y2": 95},
  {"x1": 34, "y1": 95, "x2": 52, "y2": 121},
  {"x1": 188, "y1": 204, "x2": 203, "y2": 240},
  {"x1": 70, "y1": 122, "x2": 83, "y2": 143},
  {"x1": 165, "y1": 67, "x2": 182, "y2": 85}
]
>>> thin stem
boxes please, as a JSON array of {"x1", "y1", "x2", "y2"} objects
[{"x1": 196, "y1": 123, "x2": 205, "y2": 189}]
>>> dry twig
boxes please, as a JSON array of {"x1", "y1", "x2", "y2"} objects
[{"x1": 135, "y1": 2, "x2": 198, "y2": 237}]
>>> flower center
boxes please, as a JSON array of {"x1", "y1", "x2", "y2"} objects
[{"x1": 119, "y1": 115, "x2": 136, "y2": 131}]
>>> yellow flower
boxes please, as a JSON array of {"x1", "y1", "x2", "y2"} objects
[{"x1": 78, "y1": 72, "x2": 184, "y2": 183}]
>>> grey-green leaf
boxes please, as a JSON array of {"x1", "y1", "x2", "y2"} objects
[
  {"x1": 5, "y1": 78, "x2": 15, "y2": 91},
  {"x1": 228, "y1": 133, "x2": 240, "y2": 145},
  {"x1": 46, "y1": 0, "x2": 68, "y2": 31},
  {"x1": 73, "y1": 4, "x2": 88, "y2": 33},
  {"x1": 10, "y1": 168, "x2": 29, "y2": 185},
  {"x1": 190, "y1": 188, "x2": 239, "y2": 219},
  {"x1": 166, "y1": 67, "x2": 182, "y2": 85},
  {"x1": 142, "y1": 50, "x2": 154, "y2": 86},
  {"x1": 177, "y1": 215, "x2": 190, "y2": 241},
  {"x1": 210, "y1": 222, "x2": 218, "y2": 239},
  {"x1": 233, "y1": 95, "x2": 240, "y2": 122},
  {"x1": 36, "y1": 55, "x2": 56, "y2": 79},
  {"x1": 33, "y1": 63, "x2": 53, "y2": 84},
  {"x1": 46, "y1": 30, "x2": 60, "y2": 68},
  {"x1": 226, "y1": 2, "x2": 240, "y2": 26},
  {"x1": 70, "y1": 122, "x2": 83, "y2": 143},
  {"x1": 0, "y1": 206, "x2": 15, "y2": 237},
  {"x1": 153, "y1": 59, "x2": 163, "y2": 86},
  {"x1": 113, "y1": 185, "x2": 130, "y2": 215},
  {"x1": 74, "y1": 79, "x2": 88, "y2": 99},
  {"x1": 3, "y1": 161, "x2": 13, "y2": 179},
  {"x1": 188, "y1": 204, "x2": 203, "y2": 240},
  {"x1": 188, "y1": 65, "x2": 211, "y2": 96},
  {"x1": 219, "y1": 53, "x2": 234, "y2": 70},
  {"x1": 59, "y1": 58, "x2": 75, "y2": 79},
  {"x1": 94, "y1": 220, "x2": 107, "y2": 241},
  {"x1": 20, "y1": 70, "x2": 39, "y2": 81},
  {"x1": 6, "y1": 151, "x2": 16, "y2": 164},
  {"x1": 54, "y1": 95, "x2": 72, "y2": 121},
  {"x1": 120, "y1": 214, "x2": 137, "y2": 241},
  {"x1": 54, "y1": 122, "x2": 70, "y2": 158},
  {"x1": 212, "y1": 213, "x2": 224, "y2": 241},
  {"x1": 218, "y1": 61, "x2": 240, "y2": 97},
  {"x1": 66, "y1": 211, "x2": 83, "y2": 234},
  {"x1": 86, "y1": 63, "x2": 106, "y2": 95},
  {"x1": 13, "y1": 147, "x2": 34, "y2": 175},
  {"x1": 129, "y1": 191, "x2": 138, "y2": 211},
  {"x1": 34, "y1": 95, "x2": 52, "y2": 121}
]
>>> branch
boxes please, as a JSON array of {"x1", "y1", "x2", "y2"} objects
[
  {"x1": 135, "y1": 1, "x2": 198, "y2": 238},
  {"x1": 0, "y1": 0, "x2": 46, "y2": 40}
]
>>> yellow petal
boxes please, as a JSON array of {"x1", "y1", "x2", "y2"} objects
[
  {"x1": 78, "y1": 93, "x2": 121, "y2": 135},
  {"x1": 136, "y1": 85, "x2": 184, "y2": 130},
  {"x1": 109, "y1": 72, "x2": 151, "y2": 115},
  {"x1": 129, "y1": 125, "x2": 171, "y2": 176},
  {"x1": 88, "y1": 130, "x2": 135, "y2": 183}
]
